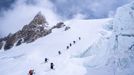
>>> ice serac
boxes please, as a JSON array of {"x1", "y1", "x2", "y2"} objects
[{"x1": 112, "y1": 1, "x2": 134, "y2": 75}]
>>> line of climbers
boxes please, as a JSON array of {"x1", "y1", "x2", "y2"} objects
[
  {"x1": 28, "y1": 37, "x2": 81, "y2": 75},
  {"x1": 66, "y1": 37, "x2": 81, "y2": 50}
]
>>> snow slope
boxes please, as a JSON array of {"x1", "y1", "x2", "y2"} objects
[{"x1": 0, "y1": 18, "x2": 112, "y2": 75}]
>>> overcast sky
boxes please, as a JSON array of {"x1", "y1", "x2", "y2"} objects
[
  {"x1": 50, "y1": 0, "x2": 133, "y2": 19},
  {"x1": 0, "y1": 0, "x2": 133, "y2": 37},
  {"x1": 0, "y1": 0, "x2": 133, "y2": 19}
]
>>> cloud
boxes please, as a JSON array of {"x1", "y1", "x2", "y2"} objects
[
  {"x1": 0, "y1": 0, "x2": 133, "y2": 37},
  {"x1": 0, "y1": 0, "x2": 60, "y2": 37},
  {"x1": 50, "y1": 0, "x2": 133, "y2": 19}
]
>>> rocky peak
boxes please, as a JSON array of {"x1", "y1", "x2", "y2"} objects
[
  {"x1": 0, "y1": 11, "x2": 67, "y2": 51},
  {"x1": 29, "y1": 12, "x2": 48, "y2": 26},
  {"x1": 0, "y1": 11, "x2": 51, "y2": 50}
]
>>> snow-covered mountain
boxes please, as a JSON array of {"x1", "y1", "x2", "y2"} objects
[
  {"x1": 0, "y1": 12, "x2": 67, "y2": 50},
  {"x1": 0, "y1": 1, "x2": 134, "y2": 75}
]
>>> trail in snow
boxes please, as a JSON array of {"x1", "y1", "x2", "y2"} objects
[{"x1": 0, "y1": 18, "x2": 112, "y2": 75}]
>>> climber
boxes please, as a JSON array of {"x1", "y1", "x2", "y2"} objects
[
  {"x1": 73, "y1": 41, "x2": 76, "y2": 44},
  {"x1": 58, "y1": 51, "x2": 61, "y2": 55},
  {"x1": 79, "y1": 37, "x2": 81, "y2": 40},
  {"x1": 44, "y1": 58, "x2": 48, "y2": 63},
  {"x1": 28, "y1": 69, "x2": 35, "y2": 75},
  {"x1": 67, "y1": 46, "x2": 69, "y2": 49},
  {"x1": 50, "y1": 62, "x2": 54, "y2": 70},
  {"x1": 70, "y1": 43, "x2": 72, "y2": 47}
]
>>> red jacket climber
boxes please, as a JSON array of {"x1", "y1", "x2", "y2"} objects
[{"x1": 28, "y1": 69, "x2": 35, "y2": 75}]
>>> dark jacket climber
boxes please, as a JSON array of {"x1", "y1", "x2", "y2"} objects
[
  {"x1": 73, "y1": 41, "x2": 76, "y2": 44},
  {"x1": 58, "y1": 51, "x2": 61, "y2": 55},
  {"x1": 45, "y1": 58, "x2": 48, "y2": 63},
  {"x1": 50, "y1": 63, "x2": 54, "y2": 70},
  {"x1": 79, "y1": 37, "x2": 81, "y2": 40},
  {"x1": 67, "y1": 46, "x2": 69, "y2": 49},
  {"x1": 28, "y1": 69, "x2": 35, "y2": 75},
  {"x1": 70, "y1": 43, "x2": 72, "y2": 47}
]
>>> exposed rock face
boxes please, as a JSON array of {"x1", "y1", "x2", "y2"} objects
[
  {"x1": 4, "y1": 35, "x2": 16, "y2": 50},
  {"x1": 0, "y1": 39, "x2": 3, "y2": 50},
  {"x1": 29, "y1": 12, "x2": 48, "y2": 26},
  {"x1": 51, "y1": 22, "x2": 70, "y2": 31},
  {"x1": 0, "y1": 12, "x2": 66, "y2": 51},
  {"x1": 64, "y1": 26, "x2": 71, "y2": 31},
  {"x1": 51, "y1": 22, "x2": 65, "y2": 29},
  {"x1": 0, "y1": 42, "x2": 3, "y2": 50},
  {"x1": 16, "y1": 39, "x2": 23, "y2": 46}
]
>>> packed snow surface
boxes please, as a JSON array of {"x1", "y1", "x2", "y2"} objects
[{"x1": 0, "y1": 18, "x2": 112, "y2": 75}]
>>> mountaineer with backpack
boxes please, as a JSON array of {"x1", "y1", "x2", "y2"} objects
[{"x1": 28, "y1": 69, "x2": 35, "y2": 75}]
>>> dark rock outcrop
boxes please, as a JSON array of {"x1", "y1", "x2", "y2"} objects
[
  {"x1": 29, "y1": 12, "x2": 48, "y2": 26},
  {"x1": 65, "y1": 26, "x2": 71, "y2": 31},
  {"x1": 16, "y1": 39, "x2": 23, "y2": 46},
  {"x1": 51, "y1": 22, "x2": 65, "y2": 29},
  {"x1": 0, "y1": 42, "x2": 3, "y2": 50}
]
